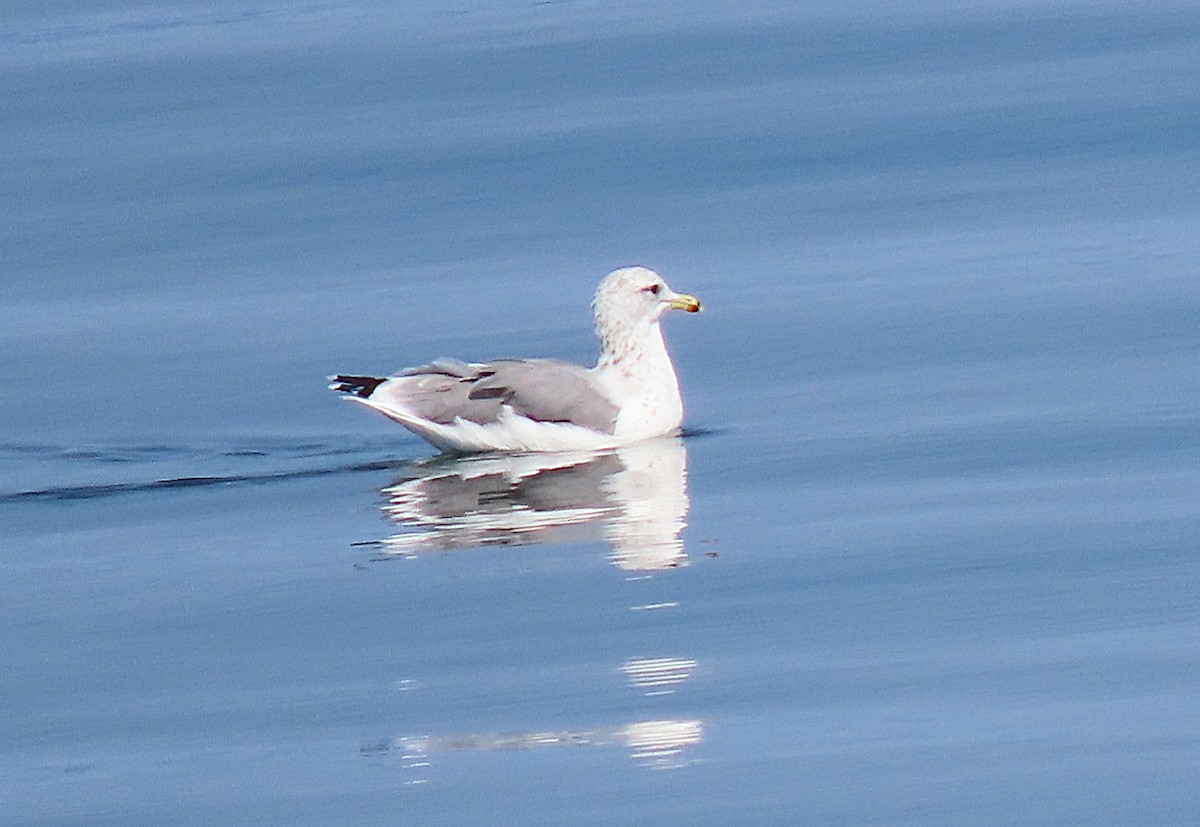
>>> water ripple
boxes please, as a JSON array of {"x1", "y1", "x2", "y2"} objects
[{"x1": 0, "y1": 439, "x2": 412, "y2": 504}]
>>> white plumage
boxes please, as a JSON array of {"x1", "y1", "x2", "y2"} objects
[{"x1": 329, "y1": 267, "x2": 701, "y2": 454}]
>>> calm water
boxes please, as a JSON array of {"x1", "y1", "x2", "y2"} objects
[{"x1": 3, "y1": 1, "x2": 1199, "y2": 824}]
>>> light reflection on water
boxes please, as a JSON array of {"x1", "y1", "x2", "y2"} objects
[
  {"x1": 622, "y1": 656, "x2": 697, "y2": 695},
  {"x1": 365, "y1": 437, "x2": 701, "y2": 774}
]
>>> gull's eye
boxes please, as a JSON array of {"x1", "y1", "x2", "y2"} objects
[{"x1": 644, "y1": 283, "x2": 662, "y2": 296}]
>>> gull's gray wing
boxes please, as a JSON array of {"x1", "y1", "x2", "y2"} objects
[
  {"x1": 382, "y1": 358, "x2": 619, "y2": 434},
  {"x1": 468, "y1": 359, "x2": 619, "y2": 433}
]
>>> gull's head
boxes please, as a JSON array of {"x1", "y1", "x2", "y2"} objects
[{"x1": 593, "y1": 267, "x2": 702, "y2": 334}]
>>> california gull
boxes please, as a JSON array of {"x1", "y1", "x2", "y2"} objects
[{"x1": 329, "y1": 266, "x2": 701, "y2": 453}]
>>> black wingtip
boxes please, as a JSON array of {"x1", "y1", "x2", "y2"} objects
[{"x1": 328, "y1": 374, "x2": 387, "y2": 398}]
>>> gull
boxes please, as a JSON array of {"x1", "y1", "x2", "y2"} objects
[{"x1": 329, "y1": 267, "x2": 701, "y2": 453}]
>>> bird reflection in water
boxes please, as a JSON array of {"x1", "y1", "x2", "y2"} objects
[
  {"x1": 361, "y1": 437, "x2": 702, "y2": 776},
  {"x1": 375, "y1": 436, "x2": 690, "y2": 571},
  {"x1": 365, "y1": 719, "x2": 703, "y2": 774}
]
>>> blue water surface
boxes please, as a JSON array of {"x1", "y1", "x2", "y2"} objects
[{"x1": 3, "y1": 1, "x2": 1199, "y2": 824}]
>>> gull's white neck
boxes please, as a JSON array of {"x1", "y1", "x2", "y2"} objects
[{"x1": 593, "y1": 316, "x2": 684, "y2": 440}]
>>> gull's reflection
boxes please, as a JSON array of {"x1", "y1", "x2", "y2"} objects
[
  {"x1": 366, "y1": 718, "x2": 703, "y2": 775},
  {"x1": 377, "y1": 437, "x2": 689, "y2": 571},
  {"x1": 362, "y1": 438, "x2": 700, "y2": 777},
  {"x1": 367, "y1": 655, "x2": 703, "y2": 778}
]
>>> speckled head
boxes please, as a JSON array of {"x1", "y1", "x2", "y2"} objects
[
  {"x1": 591, "y1": 266, "x2": 701, "y2": 372},
  {"x1": 594, "y1": 264, "x2": 699, "y2": 331}
]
